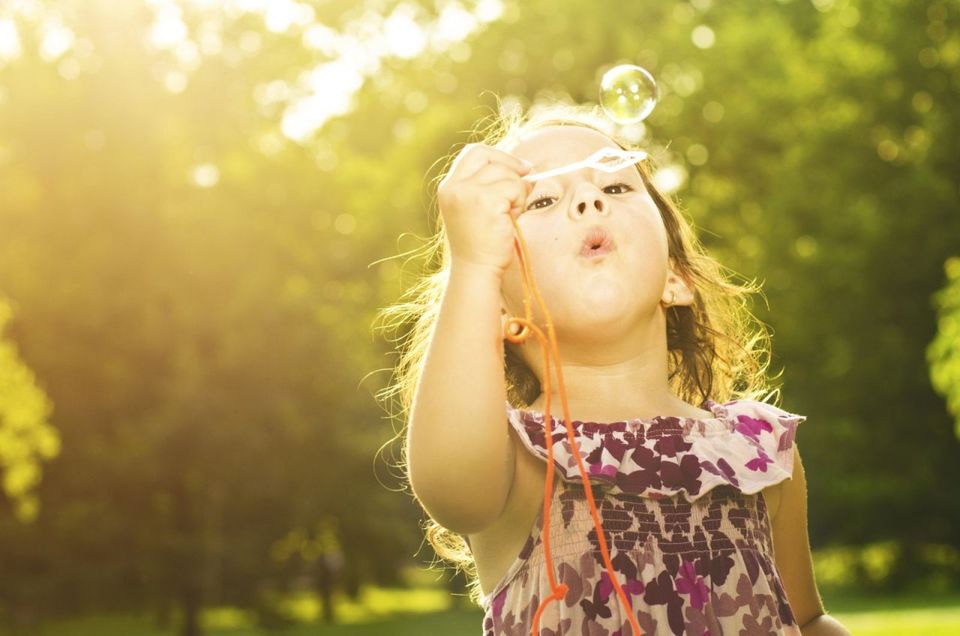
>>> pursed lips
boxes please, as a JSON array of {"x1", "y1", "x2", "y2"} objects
[{"x1": 579, "y1": 226, "x2": 616, "y2": 258}]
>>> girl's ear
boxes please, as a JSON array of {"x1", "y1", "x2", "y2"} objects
[
  {"x1": 501, "y1": 303, "x2": 522, "y2": 339},
  {"x1": 661, "y1": 257, "x2": 696, "y2": 307},
  {"x1": 500, "y1": 304, "x2": 512, "y2": 337}
]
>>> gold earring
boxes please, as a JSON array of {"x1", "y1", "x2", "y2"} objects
[{"x1": 665, "y1": 290, "x2": 677, "y2": 306}]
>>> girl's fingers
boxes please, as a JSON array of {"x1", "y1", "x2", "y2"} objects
[
  {"x1": 472, "y1": 162, "x2": 528, "y2": 186},
  {"x1": 451, "y1": 144, "x2": 531, "y2": 182},
  {"x1": 485, "y1": 178, "x2": 529, "y2": 216}
]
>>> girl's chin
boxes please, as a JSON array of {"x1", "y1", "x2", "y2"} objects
[
  {"x1": 505, "y1": 269, "x2": 649, "y2": 322},
  {"x1": 576, "y1": 279, "x2": 632, "y2": 307},
  {"x1": 540, "y1": 299, "x2": 636, "y2": 329}
]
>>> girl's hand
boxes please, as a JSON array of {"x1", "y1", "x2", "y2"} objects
[{"x1": 437, "y1": 143, "x2": 534, "y2": 275}]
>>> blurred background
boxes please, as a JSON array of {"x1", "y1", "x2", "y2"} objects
[{"x1": 0, "y1": 0, "x2": 958, "y2": 634}]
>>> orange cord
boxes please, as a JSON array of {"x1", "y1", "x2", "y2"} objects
[{"x1": 503, "y1": 212, "x2": 644, "y2": 636}]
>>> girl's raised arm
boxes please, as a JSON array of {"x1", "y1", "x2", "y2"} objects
[
  {"x1": 406, "y1": 143, "x2": 532, "y2": 535},
  {"x1": 407, "y1": 261, "x2": 515, "y2": 535}
]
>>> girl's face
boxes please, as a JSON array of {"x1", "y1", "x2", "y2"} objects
[{"x1": 500, "y1": 125, "x2": 673, "y2": 349}]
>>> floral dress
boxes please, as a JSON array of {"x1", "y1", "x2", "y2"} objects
[{"x1": 477, "y1": 398, "x2": 806, "y2": 636}]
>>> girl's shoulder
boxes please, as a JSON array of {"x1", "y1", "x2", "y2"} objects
[
  {"x1": 717, "y1": 397, "x2": 806, "y2": 426},
  {"x1": 504, "y1": 397, "x2": 806, "y2": 503}
]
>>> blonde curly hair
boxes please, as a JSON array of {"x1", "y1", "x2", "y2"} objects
[{"x1": 373, "y1": 99, "x2": 782, "y2": 606}]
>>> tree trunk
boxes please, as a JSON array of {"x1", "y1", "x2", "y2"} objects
[
  {"x1": 318, "y1": 553, "x2": 337, "y2": 624},
  {"x1": 180, "y1": 584, "x2": 201, "y2": 636},
  {"x1": 155, "y1": 599, "x2": 172, "y2": 630},
  {"x1": 6, "y1": 600, "x2": 40, "y2": 636}
]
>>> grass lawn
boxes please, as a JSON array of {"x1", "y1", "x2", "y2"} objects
[
  {"x1": 21, "y1": 585, "x2": 960, "y2": 636},
  {"x1": 820, "y1": 586, "x2": 960, "y2": 636}
]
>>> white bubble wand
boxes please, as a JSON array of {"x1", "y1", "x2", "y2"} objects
[{"x1": 521, "y1": 146, "x2": 650, "y2": 182}]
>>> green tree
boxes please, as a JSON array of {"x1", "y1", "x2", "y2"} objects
[
  {"x1": 0, "y1": 2, "x2": 415, "y2": 634},
  {"x1": 0, "y1": 296, "x2": 58, "y2": 523},
  {"x1": 929, "y1": 256, "x2": 960, "y2": 439}
]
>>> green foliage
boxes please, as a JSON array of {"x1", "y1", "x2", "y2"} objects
[
  {"x1": 0, "y1": 297, "x2": 58, "y2": 522},
  {"x1": 929, "y1": 256, "x2": 960, "y2": 438}
]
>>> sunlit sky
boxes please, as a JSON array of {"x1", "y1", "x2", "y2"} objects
[
  {"x1": 0, "y1": 0, "x2": 706, "y2": 193},
  {"x1": 0, "y1": 0, "x2": 504, "y2": 142}
]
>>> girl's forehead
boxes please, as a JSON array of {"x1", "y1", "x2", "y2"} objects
[{"x1": 508, "y1": 125, "x2": 619, "y2": 166}]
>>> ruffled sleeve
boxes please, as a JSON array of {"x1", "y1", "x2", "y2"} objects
[{"x1": 505, "y1": 398, "x2": 805, "y2": 502}]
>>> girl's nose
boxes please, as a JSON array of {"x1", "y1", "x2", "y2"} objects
[
  {"x1": 576, "y1": 198, "x2": 604, "y2": 214},
  {"x1": 572, "y1": 188, "x2": 607, "y2": 217}
]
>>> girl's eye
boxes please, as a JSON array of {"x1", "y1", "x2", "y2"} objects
[
  {"x1": 525, "y1": 196, "x2": 556, "y2": 211},
  {"x1": 525, "y1": 183, "x2": 632, "y2": 211},
  {"x1": 603, "y1": 183, "x2": 633, "y2": 195}
]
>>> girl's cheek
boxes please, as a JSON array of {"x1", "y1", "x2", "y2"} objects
[{"x1": 517, "y1": 220, "x2": 551, "y2": 249}]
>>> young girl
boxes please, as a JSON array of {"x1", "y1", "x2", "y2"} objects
[{"x1": 383, "y1": 102, "x2": 852, "y2": 635}]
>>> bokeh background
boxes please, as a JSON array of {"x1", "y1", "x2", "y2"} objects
[{"x1": 1, "y1": 0, "x2": 959, "y2": 634}]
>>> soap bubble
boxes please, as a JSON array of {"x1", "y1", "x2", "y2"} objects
[{"x1": 599, "y1": 64, "x2": 659, "y2": 124}]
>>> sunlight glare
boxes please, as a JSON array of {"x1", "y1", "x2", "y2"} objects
[
  {"x1": 475, "y1": 0, "x2": 504, "y2": 22},
  {"x1": 148, "y1": 3, "x2": 188, "y2": 49},
  {"x1": 264, "y1": 0, "x2": 314, "y2": 34},
  {"x1": 384, "y1": 4, "x2": 427, "y2": 59},
  {"x1": 230, "y1": 0, "x2": 268, "y2": 13},
  {"x1": 190, "y1": 163, "x2": 220, "y2": 187},
  {"x1": 265, "y1": 0, "x2": 503, "y2": 141},
  {"x1": 282, "y1": 60, "x2": 363, "y2": 142},
  {"x1": 3, "y1": 0, "x2": 42, "y2": 20},
  {"x1": 306, "y1": 60, "x2": 364, "y2": 97},
  {"x1": 691, "y1": 25, "x2": 715, "y2": 49},
  {"x1": 283, "y1": 95, "x2": 340, "y2": 143},
  {"x1": 432, "y1": 2, "x2": 476, "y2": 48},
  {"x1": 198, "y1": 25, "x2": 223, "y2": 55},
  {"x1": 0, "y1": 19, "x2": 22, "y2": 61},
  {"x1": 164, "y1": 70, "x2": 188, "y2": 92},
  {"x1": 39, "y1": 19, "x2": 74, "y2": 61},
  {"x1": 652, "y1": 164, "x2": 688, "y2": 194},
  {"x1": 254, "y1": 79, "x2": 291, "y2": 108},
  {"x1": 238, "y1": 30, "x2": 262, "y2": 54},
  {"x1": 174, "y1": 40, "x2": 201, "y2": 70},
  {"x1": 302, "y1": 23, "x2": 338, "y2": 55}
]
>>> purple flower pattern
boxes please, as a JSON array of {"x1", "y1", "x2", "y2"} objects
[
  {"x1": 480, "y1": 399, "x2": 805, "y2": 635},
  {"x1": 746, "y1": 447, "x2": 775, "y2": 473},
  {"x1": 734, "y1": 414, "x2": 774, "y2": 443},
  {"x1": 675, "y1": 559, "x2": 710, "y2": 610}
]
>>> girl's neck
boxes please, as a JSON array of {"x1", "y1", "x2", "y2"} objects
[{"x1": 527, "y1": 391, "x2": 713, "y2": 423}]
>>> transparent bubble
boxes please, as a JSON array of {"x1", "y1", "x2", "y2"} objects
[{"x1": 599, "y1": 64, "x2": 659, "y2": 124}]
